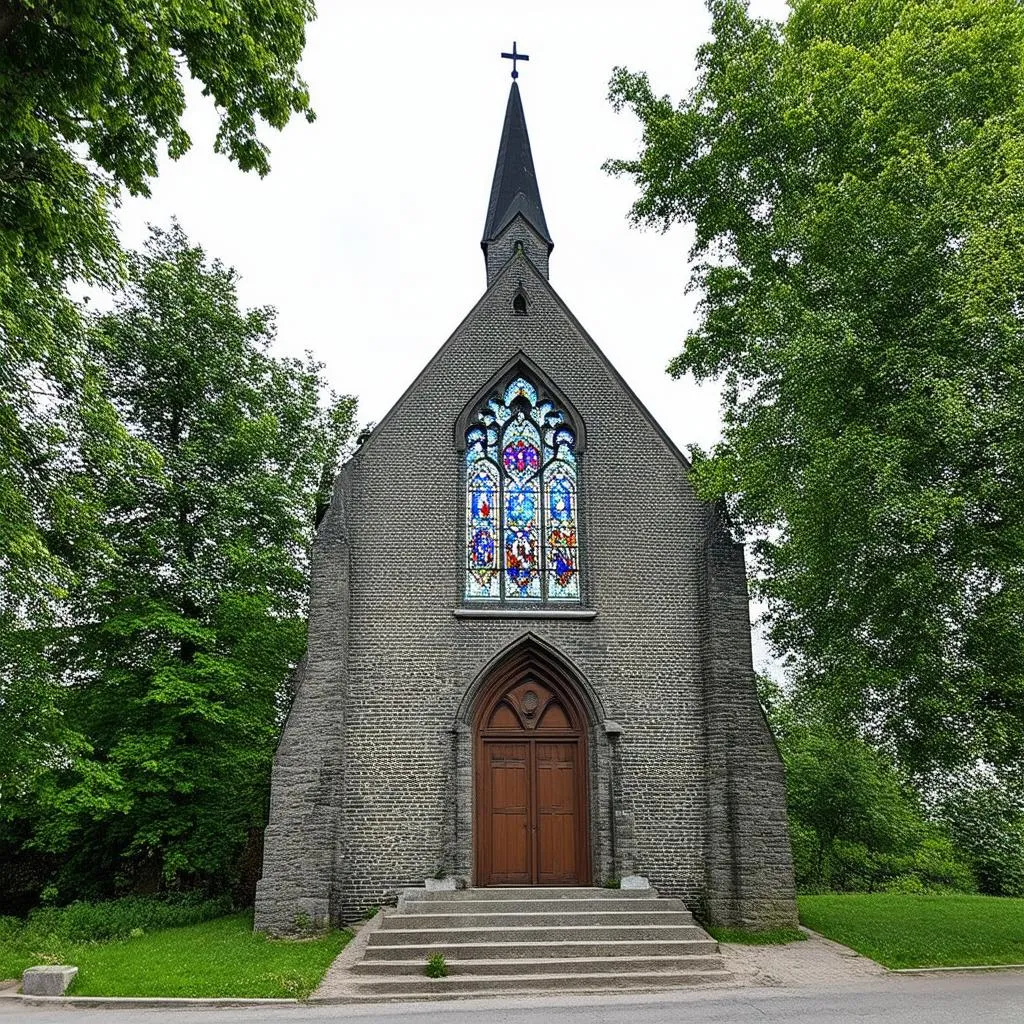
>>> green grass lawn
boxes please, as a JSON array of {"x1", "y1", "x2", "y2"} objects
[
  {"x1": 1, "y1": 912, "x2": 349, "y2": 999},
  {"x1": 798, "y1": 893, "x2": 1024, "y2": 969}
]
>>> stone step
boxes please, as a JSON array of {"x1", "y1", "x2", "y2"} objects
[
  {"x1": 370, "y1": 924, "x2": 710, "y2": 945},
  {"x1": 352, "y1": 954, "x2": 725, "y2": 977},
  {"x1": 382, "y1": 910, "x2": 694, "y2": 930},
  {"x1": 345, "y1": 970, "x2": 731, "y2": 997},
  {"x1": 407, "y1": 887, "x2": 657, "y2": 901},
  {"x1": 338, "y1": 889, "x2": 727, "y2": 1002},
  {"x1": 400, "y1": 897, "x2": 684, "y2": 914},
  {"x1": 363, "y1": 938, "x2": 718, "y2": 960}
]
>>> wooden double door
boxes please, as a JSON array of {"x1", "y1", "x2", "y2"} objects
[{"x1": 475, "y1": 676, "x2": 589, "y2": 886}]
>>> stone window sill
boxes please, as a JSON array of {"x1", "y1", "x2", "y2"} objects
[{"x1": 454, "y1": 607, "x2": 597, "y2": 621}]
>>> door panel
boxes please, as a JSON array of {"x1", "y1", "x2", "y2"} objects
[
  {"x1": 485, "y1": 742, "x2": 530, "y2": 884},
  {"x1": 475, "y1": 671, "x2": 589, "y2": 887},
  {"x1": 536, "y1": 741, "x2": 578, "y2": 884}
]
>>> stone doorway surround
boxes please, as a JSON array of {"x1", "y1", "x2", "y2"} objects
[
  {"x1": 474, "y1": 665, "x2": 590, "y2": 886},
  {"x1": 445, "y1": 633, "x2": 634, "y2": 888}
]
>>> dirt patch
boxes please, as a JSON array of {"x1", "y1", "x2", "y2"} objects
[{"x1": 720, "y1": 927, "x2": 890, "y2": 988}]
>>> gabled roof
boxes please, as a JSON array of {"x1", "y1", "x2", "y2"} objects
[
  {"x1": 348, "y1": 245, "x2": 693, "y2": 480},
  {"x1": 481, "y1": 82, "x2": 552, "y2": 249}
]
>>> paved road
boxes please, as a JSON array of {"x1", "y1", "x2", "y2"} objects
[{"x1": 2, "y1": 973, "x2": 1023, "y2": 1024}]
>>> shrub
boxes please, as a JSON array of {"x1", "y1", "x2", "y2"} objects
[
  {"x1": 22, "y1": 893, "x2": 232, "y2": 944},
  {"x1": 909, "y1": 834, "x2": 977, "y2": 893},
  {"x1": 762, "y1": 692, "x2": 977, "y2": 895}
]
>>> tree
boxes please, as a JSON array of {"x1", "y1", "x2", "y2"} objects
[
  {"x1": 15, "y1": 223, "x2": 355, "y2": 898},
  {"x1": 759, "y1": 679, "x2": 974, "y2": 892},
  {"x1": 0, "y1": 0, "x2": 317, "y2": 814},
  {"x1": 0, "y1": 0, "x2": 316, "y2": 615},
  {"x1": 607, "y1": 0, "x2": 1024, "y2": 776},
  {"x1": 941, "y1": 779, "x2": 1024, "y2": 896},
  {"x1": 782, "y1": 726, "x2": 970, "y2": 891}
]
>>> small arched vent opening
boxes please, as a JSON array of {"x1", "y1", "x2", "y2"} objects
[{"x1": 512, "y1": 289, "x2": 528, "y2": 316}]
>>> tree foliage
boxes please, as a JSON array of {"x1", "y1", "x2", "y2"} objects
[
  {"x1": 940, "y1": 778, "x2": 1024, "y2": 897},
  {"x1": 5, "y1": 224, "x2": 355, "y2": 899},
  {"x1": 0, "y1": 0, "x2": 317, "y2": 832},
  {"x1": 607, "y1": 0, "x2": 1024, "y2": 775},
  {"x1": 760, "y1": 680, "x2": 974, "y2": 893},
  {"x1": 0, "y1": 0, "x2": 316, "y2": 627}
]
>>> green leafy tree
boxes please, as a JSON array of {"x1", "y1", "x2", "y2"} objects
[
  {"x1": 0, "y1": 0, "x2": 317, "y2": 821},
  {"x1": 19, "y1": 223, "x2": 355, "y2": 897},
  {"x1": 783, "y1": 726, "x2": 950, "y2": 891},
  {"x1": 941, "y1": 780, "x2": 1024, "y2": 896},
  {"x1": 760, "y1": 679, "x2": 974, "y2": 892},
  {"x1": 1, "y1": 0, "x2": 317, "y2": 596},
  {"x1": 607, "y1": 0, "x2": 1024, "y2": 776}
]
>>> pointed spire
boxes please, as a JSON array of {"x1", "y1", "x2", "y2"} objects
[{"x1": 482, "y1": 82, "x2": 552, "y2": 254}]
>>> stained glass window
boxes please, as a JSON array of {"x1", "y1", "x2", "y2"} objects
[
  {"x1": 464, "y1": 375, "x2": 580, "y2": 602},
  {"x1": 466, "y1": 428, "x2": 500, "y2": 599}
]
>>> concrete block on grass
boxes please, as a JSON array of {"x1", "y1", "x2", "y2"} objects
[{"x1": 22, "y1": 966, "x2": 78, "y2": 996}]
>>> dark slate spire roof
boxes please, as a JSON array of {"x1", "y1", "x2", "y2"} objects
[{"x1": 482, "y1": 82, "x2": 552, "y2": 249}]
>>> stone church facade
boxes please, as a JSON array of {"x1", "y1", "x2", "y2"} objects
[{"x1": 254, "y1": 81, "x2": 797, "y2": 934}]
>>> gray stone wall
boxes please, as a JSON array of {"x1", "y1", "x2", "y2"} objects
[
  {"x1": 485, "y1": 215, "x2": 550, "y2": 285},
  {"x1": 254, "y1": 474, "x2": 352, "y2": 935},
  {"x1": 254, "y1": 246, "x2": 797, "y2": 933},
  {"x1": 701, "y1": 508, "x2": 798, "y2": 929}
]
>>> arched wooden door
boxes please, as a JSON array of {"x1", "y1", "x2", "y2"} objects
[{"x1": 475, "y1": 666, "x2": 590, "y2": 887}]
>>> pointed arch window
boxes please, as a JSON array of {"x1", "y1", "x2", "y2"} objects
[{"x1": 465, "y1": 375, "x2": 580, "y2": 602}]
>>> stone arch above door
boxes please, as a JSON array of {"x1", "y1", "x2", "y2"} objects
[
  {"x1": 445, "y1": 634, "x2": 627, "y2": 888},
  {"x1": 478, "y1": 678, "x2": 579, "y2": 735},
  {"x1": 474, "y1": 653, "x2": 591, "y2": 886},
  {"x1": 454, "y1": 632, "x2": 608, "y2": 728}
]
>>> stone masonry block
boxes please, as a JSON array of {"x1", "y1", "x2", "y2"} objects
[
  {"x1": 22, "y1": 966, "x2": 78, "y2": 996},
  {"x1": 621, "y1": 875, "x2": 651, "y2": 890}
]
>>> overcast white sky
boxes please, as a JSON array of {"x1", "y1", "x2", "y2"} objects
[{"x1": 114, "y1": 0, "x2": 791, "y2": 672}]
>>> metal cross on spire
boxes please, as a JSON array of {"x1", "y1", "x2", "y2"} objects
[{"x1": 501, "y1": 41, "x2": 529, "y2": 79}]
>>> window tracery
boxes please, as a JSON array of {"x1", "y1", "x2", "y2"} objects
[{"x1": 465, "y1": 375, "x2": 580, "y2": 601}]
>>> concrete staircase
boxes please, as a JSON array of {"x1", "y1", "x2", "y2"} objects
[{"x1": 341, "y1": 886, "x2": 731, "y2": 999}]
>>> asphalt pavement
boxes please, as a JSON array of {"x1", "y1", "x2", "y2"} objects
[{"x1": 2, "y1": 971, "x2": 1023, "y2": 1024}]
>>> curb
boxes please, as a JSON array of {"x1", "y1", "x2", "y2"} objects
[
  {"x1": 890, "y1": 964, "x2": 1024, "y2": 975},
  {"x1": 17, "y1": 995, "x2": 299, "y2": 1008}
]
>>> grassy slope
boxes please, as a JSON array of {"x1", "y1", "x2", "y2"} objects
[
  {"x1": 1, "y1": 913, "x2": 349, "y2": 999},
  {"x1": 706, "y1": 926, "x2": 806, "y2": 945},
  {"x1": 798, "y1": 894, "x2": 1024, "y2": 969}
]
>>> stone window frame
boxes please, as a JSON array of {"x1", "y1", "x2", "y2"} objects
[{"x1": 455, "y1": 352, "x2": 589, "y2": 610}]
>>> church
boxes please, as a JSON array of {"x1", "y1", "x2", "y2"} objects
[{"x1": 254, "y1": 68, "x2": 796, "y2": 935}]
